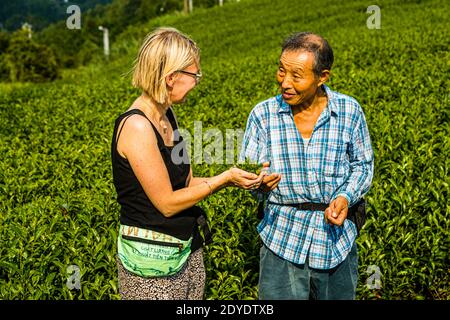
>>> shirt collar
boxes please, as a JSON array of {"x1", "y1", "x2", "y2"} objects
[{"x1": 277, "y1": 84, "x2": 339, "y2": 117}]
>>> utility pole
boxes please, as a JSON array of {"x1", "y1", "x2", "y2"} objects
[
  {"x1": 98, "y1": 26, "x2": 110, "y2": 59},
  {"x1": 184, "y1": 0, "x2": 193, "y2": 13},
  {"x1": 22, "y1": 22, "x2": 32, "y2": 39}
]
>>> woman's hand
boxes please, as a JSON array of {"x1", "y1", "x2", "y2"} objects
[{"x1": 226, "y1": 167, "x2": 265, "y2": 190}]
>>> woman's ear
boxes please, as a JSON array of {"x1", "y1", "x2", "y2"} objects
[{"x1": 166, "y1": 72, "x2": 176, "y2": 89}]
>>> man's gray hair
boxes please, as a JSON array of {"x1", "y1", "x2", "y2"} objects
[{"x1": 282, "y1": 32, "x2": 334, "y2": 77}]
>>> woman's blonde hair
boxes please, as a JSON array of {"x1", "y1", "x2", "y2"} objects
[{"x1": 132, "y1": 27, "x2": 200, "y2": 105}]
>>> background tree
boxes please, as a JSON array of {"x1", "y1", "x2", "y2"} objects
[{"x1": 1, "y1": 30, "x2": 59, "y2": 82}]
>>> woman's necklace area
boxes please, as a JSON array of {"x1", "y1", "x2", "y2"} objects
[
  {"x1": 140, "y1": 97, "x2": 169, "y2": 135},
  {"x1": 161, "y1": 121, "x2": 168, "y2": 134},
  {"x1": 154, "y1": 117, "x2": 169, "y2": 136}
]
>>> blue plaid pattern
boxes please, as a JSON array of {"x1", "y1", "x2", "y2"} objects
[{"x1": 239, "y1": 84, "x2": 374, "y2": 270}]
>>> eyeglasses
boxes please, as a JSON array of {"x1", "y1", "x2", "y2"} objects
[{"x1": 176, "y1": 70, "x2": 202, "y2": 83}]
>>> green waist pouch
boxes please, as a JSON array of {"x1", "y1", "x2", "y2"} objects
[{"x1": 117, "y1": 224, "x2": 192, "y2": 278}]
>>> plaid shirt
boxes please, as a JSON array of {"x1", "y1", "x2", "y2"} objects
[{"x1": 239, "y1": 84, "x2": 374, "y2": 269}]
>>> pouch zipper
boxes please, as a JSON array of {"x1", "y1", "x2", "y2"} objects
[{"x1": 122, "y1": 235, "x2": 184, "y2": 252}]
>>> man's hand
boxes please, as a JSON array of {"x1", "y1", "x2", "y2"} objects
[
  {"x1": 324, "y1": 196, "x2": 349, "y2": 226},
  {"x1": 258, "y1": 162, "x2": 281, "y2": 192}
]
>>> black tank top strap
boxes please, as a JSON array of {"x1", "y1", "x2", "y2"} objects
[
  {"x1": 166, "y1": 107, "x2": 178, "y2": 131},
  {"x1": 135, "y1": 109, "x2": 167, "y2": 147},
  {"x1": 118, "y1": 109, "x2": 166, "y2": 147},
  {"x1": 115, "y1": 113, "x2": 134, "y2": 145}
]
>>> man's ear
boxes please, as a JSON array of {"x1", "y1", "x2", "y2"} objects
[
  {"x1": 317, "y1": 69, "x2": 330, "y2": 87},
  {"x1": 166, "y1": 72, "x2": 176, "y2": 89}
]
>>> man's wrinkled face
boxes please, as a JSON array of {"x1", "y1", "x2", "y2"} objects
[{"x1": 277, "y1": 50, "x2": 323, "y2": 107}]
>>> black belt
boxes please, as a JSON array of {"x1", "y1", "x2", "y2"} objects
[
  {"x1": 261, "y1": 199, "x2": 366, "y2": 235},
  {"x1": 268, "y1": 201, "x2": 354, "y2": 213},
  {"x1": 258, "y1": 201, "x2": 330, "y2": 219},
  {"x1": 273, "y1": 202, "x2": 330, "y2": 212}
]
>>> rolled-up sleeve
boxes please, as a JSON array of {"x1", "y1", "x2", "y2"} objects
[
  {"x1": 239, "y1": 107, "x2": 269, "y2": 200},
  {"x1": 239, "y1": 108, "x2": 268, "y2": 165},
  {"x1": 336, "y1": 110, "x2": 374, "y2": 206}
]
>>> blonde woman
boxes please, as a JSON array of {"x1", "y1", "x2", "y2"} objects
[{"x1": 111, "y1": 27, "x2": 281, "y2": 300}]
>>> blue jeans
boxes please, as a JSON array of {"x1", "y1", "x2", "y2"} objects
[{"x1": 258, "y1": 242, "x2": 358, "y2": 300}]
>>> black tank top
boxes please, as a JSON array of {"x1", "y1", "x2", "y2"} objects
[{"x1": 111, "y1": 108, "x2": 203, "y2": 251}]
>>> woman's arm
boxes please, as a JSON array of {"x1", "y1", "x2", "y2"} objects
[
  {"x1": 118, "y1": 115, "x2": 262, "y2": 218},
  {"x1": 186, "y1": 168, "x2": 213, "y2": 187}
]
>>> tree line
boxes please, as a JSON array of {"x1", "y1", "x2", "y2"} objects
[{"x1": 0, "y1": 0, "x2": 226, "y2": 83}]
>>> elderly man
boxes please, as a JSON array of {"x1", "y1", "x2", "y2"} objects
[{"x1": 240, "y1": 32, "x2": 374, "y2": 300}]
